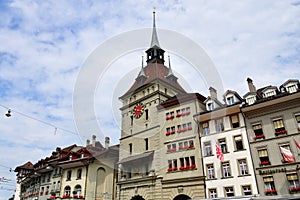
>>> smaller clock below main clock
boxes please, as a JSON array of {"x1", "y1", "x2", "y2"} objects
[{"x1": 133, "y1": 103, "x2": 144, "y2": 118}]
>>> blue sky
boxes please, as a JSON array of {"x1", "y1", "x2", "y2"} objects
[{"x1": 0, "y1": 0, "x2": 300, "y2": 199}]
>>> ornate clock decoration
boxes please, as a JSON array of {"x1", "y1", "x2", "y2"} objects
[{"x1": 133, "y1": 103, "x2": 144, "y2": 119}]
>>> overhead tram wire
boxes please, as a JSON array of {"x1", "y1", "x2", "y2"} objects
[{"x1": 0, "y1": 104, "x2": 78, "y2": 136}]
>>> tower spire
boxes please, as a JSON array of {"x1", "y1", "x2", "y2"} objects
[
  {"x1": 146, "y1": 9, "x2": 165, "y2": 64},
  {"x1": 150, "y1": 8, "x2": 160, "y2": 48}
]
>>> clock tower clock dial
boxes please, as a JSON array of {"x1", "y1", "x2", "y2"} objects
[{"x1": 133, "y1": 103, "x2": 144, "y2": 119}]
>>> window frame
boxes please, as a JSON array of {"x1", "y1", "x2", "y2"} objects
[
  {"x1": 218, "y1": 138, "x2": 227, "y2": 153},
  {"x1": 204, "y1": 142, "x2": 212, "y2": 156},
  {"x1": 77, "y1": 168, "x2": 82, "y2": 180},
  {"x1": 238, "y1": 159, "x2": 249, "y2": 176},
  {"x1": 234, "y1": 135, "x2": 244, "y2": 151},
  {"x1": 66, "y1": 170, "x2": 72, "y2": 181},
  {"x1": 222, "y1": 161, "x2": 232, "y2": 178},
  {"x1": 209, "y1": 188, "x2": 217, "y2": 198},
  {"x1": 230, "y1": 114, "x2": 240, "y2": 128},
  {"x1": 224, "y1": 186, "x2": 234, "y2": 197},
  {"x1": 206, "y1": 164, "x2": 215, "y2": 179},
  {"x1": 258, "y1": 148, "x2": 270, "y2": 165},
  {"x1": 216, "y1": 118, "x2": 224, "y2": 133},
  {"x1": 242, "y1": 185, "x2": 252, "y2": 195},
  {"x1": 202, "y1": 122, "x2": 209, "y2": 135}
]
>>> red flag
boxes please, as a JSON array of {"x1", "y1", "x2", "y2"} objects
[
  {"x1": 280, "y1": 147, "x2": 295, "y2": 163},
  {"x1": 293, "y1": 137, "x2": 300, "y2": 149},
  {"x1": 215, "y1": 142, "x2": 224, "y2": 161}
]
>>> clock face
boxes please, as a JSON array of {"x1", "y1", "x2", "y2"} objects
[{"x1": 133, "y1": 103, "x2": 144, "y2": 118}]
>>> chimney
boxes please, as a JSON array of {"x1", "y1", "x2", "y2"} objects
[
  {"x1": 247, "y1": 77, "x2": 256, "y2": 93},
  {"x1": 209, "y1": 87, "x2": 218, "y2": 99},
  {"x1": 105, "y1": 137, "x2": 110, "y2": 149},
  {"x1": 86, "y1": 139, "x2": 90, "y2": 147},
  {"x1": 92, "y1": 135, "x2": 96, "y2": 147}
]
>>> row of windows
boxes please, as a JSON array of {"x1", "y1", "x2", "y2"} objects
[
  {"x1": 207, "y1": 95, "x2": 237, "y2": 112},
  {"x1": 165, "y1": 107, "x2": 191, "y2": 120},
  {"x1": 63, "y1": 185, "x2": 83, "y2": 197},
  {"x1": 166, "y1": 122, "x2": 192, "y2": 135},
  {"x1": 206, "y1": 159, "x2": 249, "y2": 180},
  {"x1": 167, "y1": 140, "x2": 194, "y2": 152},
  {"x1": 202, "y1": 114, "x2": 240, "y2": 135},
  {"x1": 167, "y1": 156, "x2": 196, "y2": 172},
  {"x1": 257, "y1": 144, "x2": 294, "y2": 166},
  {"x1": 128, "y1": 138, "x2": 149, "y2": 155},
  {"x1": 203, "y1": 135, "x2": 244, "y2": 157},
  {"x1": 253, "y1": 114, "x2": 300, "y2": 140},
  {"x1": 246, "y1": 82, "x2": 299, "y2": 105},
  {"x1": 262, "y1": 173, "x2": 300, "y2": 195},
  {"x1": 40, "y1": 181, "x2": 61, "y2": 195},
  {"x1": 66, "y1": 168, "x2": 82, "y2": 181},
  {"x1": 208, "y1": 185, "x2": 252, "y2": 198}
]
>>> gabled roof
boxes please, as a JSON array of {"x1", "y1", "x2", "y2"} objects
[
  {"x1": 223, "y1": 90, "x2": 243, "y2": 100},
  {"x1": 204, "y1": 96, "x2": 223, "y2": 107},
  {"x1": 15, "y1": 161, "x2": 33, "y2": 172},
  {"x1": 243, "y1": 91, "x2": 257, "y2": 99},
  {"x1": 120, "y1": 62, "x2": 186, "y2": 99},
  {"x1": 281, "y1": 79, "x2": 299, "y2": 87},
  {"x1": 261, "y1": 85, "x2": 278, "y2": 93}
]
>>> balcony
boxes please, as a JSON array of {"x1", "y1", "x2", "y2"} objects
[
  {"x1": 166, "y1": 116, "x2": 174, "y2": 120},
  {"x1": 260, "y1": 160, "x2": 270, "y2": 166},
  {"x1": 265, "y1": 189, "x2": 277, "y2": 195},
  {"x1": 167, "y1": 167, "x2": 178, "y2": 172},
  {"x1": 179, "y1": 165, "x2": 196, "y2": 171},
  {"x1": 275, "y1": 129, "x2": 287, "y2": 136},
  {"x1": 290, "y1": 186, "x2": 300, "y2": 193},
  {"x1": 167, "y1": 148, "x2": 176, "y2": 153},
  {"x1": 255, "y1": 134, "x2": 265, "y2": 140},
  {"x1": 165, "y1": 131, "x2": 175, "y2": 136}
]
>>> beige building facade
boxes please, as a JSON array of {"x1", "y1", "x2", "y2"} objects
[
  {"x1": 242, "y1": 78, "x2": 300, "y2": 198},
  {"x1": 14, "y1": 136, "x2": 119, "y2": 200}
]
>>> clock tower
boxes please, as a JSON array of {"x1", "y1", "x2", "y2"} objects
[{"x1": 117, "y1": 10, "x2": 206, "y2": 200}]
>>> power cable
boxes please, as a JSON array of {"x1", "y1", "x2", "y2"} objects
[{"x1": 0, "y1": 104, "x2": 78, "y2": 136}]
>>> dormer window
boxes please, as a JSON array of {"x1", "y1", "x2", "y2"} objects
[
  {"x1": 246, "y1": 96, "x2": 256, "y2": 105},
  {"x1": 227, "y1": 96, "x2": 235, "y2": 105},
  {"x1": 207, "y1": 102, "x2": 214, "y2": 111},
  {"x1": 287, "y1": 84, "x2": 297, "y2": 93},
  {"x1": 263, "y1": 90, "x2": 275, "y2": 98}
]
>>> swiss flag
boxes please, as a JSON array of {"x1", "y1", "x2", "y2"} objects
[
  {"x1": 215, "y1": 142, "x2": 224, "y2": 161},
  {"x1": 293, "y1": 137, "x2": 300, "y2": 149},
  {"x1": 280, "y1": 147, "x2": 295, "y2": 163}
]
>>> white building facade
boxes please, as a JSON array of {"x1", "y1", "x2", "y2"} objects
[{"x1": 195, "y1": 88, "x2": 259, "y2": 198}]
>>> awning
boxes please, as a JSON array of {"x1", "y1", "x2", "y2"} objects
[{"x1": 118, "y1": 151, "x2": 154, "y2": 164}]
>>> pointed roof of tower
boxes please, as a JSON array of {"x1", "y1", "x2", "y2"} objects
[
  {"x1": 150, "y1": 8, "x2": 160, "y2": 48},
  {"x1": 139, "y1": 56, "x2": 146, "y2": 77},
  {"x1": 119, "y1": 10, "x2": 185, "y2": 100},
  {"x1": 166, "y1": 55, "x2": 174, "y2": 77}
]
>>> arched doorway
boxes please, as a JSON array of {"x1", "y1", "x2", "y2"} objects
[
  {"x1": 173, "y1": 194, "x2": 191, "y2": 200},
  {"x1": 131, "y1": 195, "x2": 145, "y2": 200}
]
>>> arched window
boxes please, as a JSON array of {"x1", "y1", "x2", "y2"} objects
[
  {"x1": 96, "y1": 168, "x2": 106, "y2": 196},
  {"x1": 64, "y1": 186, "x2": 71, "y2": 195},
  {"x1": 74, "y1": 185, "x2": 82, "y2": 195}
]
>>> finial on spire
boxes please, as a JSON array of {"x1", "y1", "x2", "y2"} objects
[
  {"x1": 167, "y1": 54, "x2": 174, "y2": 77},
  {"x1": 150, "y1": 8, "x2": 160, "y2": 48}
]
